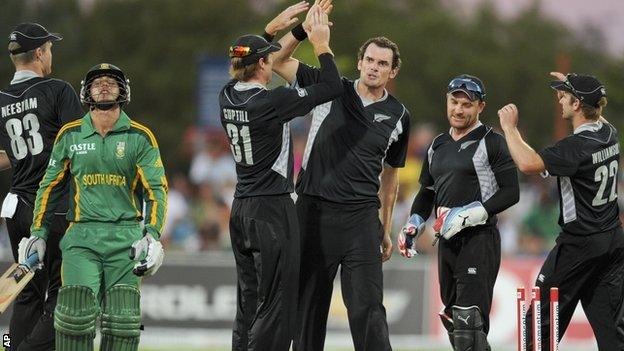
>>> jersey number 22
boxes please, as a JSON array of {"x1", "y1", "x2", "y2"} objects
[{"x1": 593, "y1": 160, "x2": 618, "y2": 206}]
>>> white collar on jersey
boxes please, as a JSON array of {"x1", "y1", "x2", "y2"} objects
[
  {"x1": 234, "y1": 81, "x2": 266, "y2": 91},
  {"x1": 11, "y1": 70, "x2": 40, "y2": 85},
  {"x1": 354, "y1": 79, "x2": 388, "y2": 107},
  {"x1": 448, "y1": 120, "x2": 483, "y2": 135},
  {"x1": 574, "y1": 120, "x2": 603, "y2": 134}
]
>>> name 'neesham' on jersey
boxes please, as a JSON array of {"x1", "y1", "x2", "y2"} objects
[
  {"x1": 592, "y1": 143, "x2": 619, "y2": 164},
  {"x1": 1, "y1": 97, "x2": 37, "y2": 118},
  {"x1": 223, "y1": 108, "x2": 249, "y2": 122}
]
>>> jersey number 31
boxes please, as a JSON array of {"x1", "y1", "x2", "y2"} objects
[{"x1": 226, "y1": 123, "x2": 254, "y2": 165}]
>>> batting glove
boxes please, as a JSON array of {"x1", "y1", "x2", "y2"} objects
[
  {"x1": 397, "y1": 214, "x2": 426, "y2": 258},
  {"x1": 130, "y1": 233, "x2": 164, "y2": 277},
  {"x1": 433, "y1": 201, "x2": 488, "y2": 240},
  {"x1": 18, "y1": 236, "x2": 45, "y2": 269}
]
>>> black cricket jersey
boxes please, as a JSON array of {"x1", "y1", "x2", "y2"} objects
[
  {"x1": 538, "y1": 121, "x2": 621, "y2": 235},
  {"x1": 294, "y1": 64, "x2": 411, "y2": 206},
  {"x1": 419, "y1": 123, "x2": 517, "y2": 224},
  {"x1": 219, "y1": 53, "x2": 343, "y2": 198},
  {"x1": 0, "y1": 73, "x2": 83, "y2": 208}
]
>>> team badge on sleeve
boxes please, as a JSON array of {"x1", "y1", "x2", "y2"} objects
[{"x1": 115, "y1": 141, "x2": 125, "y2": 159}]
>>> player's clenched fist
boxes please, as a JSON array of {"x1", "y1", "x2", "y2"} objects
[{"x1": 498, "y1": 103, "x2": 519, "y2": 130}]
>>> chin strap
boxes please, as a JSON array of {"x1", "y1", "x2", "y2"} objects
[{"x1": 91, "y1": 102, "x2": 118, "y2": 111}]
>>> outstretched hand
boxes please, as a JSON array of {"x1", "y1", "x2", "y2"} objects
[
  {"x1": 265, "y1": 1, "x2": 310, "y2": 36},
  {"x1": 304, "y1": 0, "x2": 333, "y2": 32},
  {"x1": 307, "y1": 5, "x2": 331, "y2": 47}
]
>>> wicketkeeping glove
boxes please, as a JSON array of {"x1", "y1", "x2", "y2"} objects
[
  {"x1": 130, "y1": 233, "x2": 164, "y2": 277},
  {"x1": 397, "y1": 214, "x2": 426, "y2": 258},
  {"x1": 433, "y1": 201, "x2": 488, "y2": 240},
  {"x1": 18, "y1": 236, "x2": 45, "y2": 269}
]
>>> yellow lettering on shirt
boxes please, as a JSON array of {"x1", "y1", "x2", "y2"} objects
[{"x1": 82, "y1": 173, "x2": 127, "y2": 187}]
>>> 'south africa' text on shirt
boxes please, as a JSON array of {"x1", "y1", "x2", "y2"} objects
[{"x1": 82, "y1": 173, "x2": 127, "y2": 187}]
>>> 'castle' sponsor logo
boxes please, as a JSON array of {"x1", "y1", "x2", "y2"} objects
[{"x1": 70, "y1": 143, "x2": 96, "y2": 154}]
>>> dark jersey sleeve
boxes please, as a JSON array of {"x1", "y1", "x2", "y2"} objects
[
  {"x1": 268, "y1": 53, "x2": 343, "y2": 122},
  {"x1": 295, "y1": 61, "x2": 322, "y2": 88},
  {"x1": 487, "y1": 133, "x2": 516, "y2": 174},
  {"x1": 56, "y1": 81, "x2": 84, "y2": 124},
  {"x1": 410, "y1": 186, "x2": 435, "y2": 220},
  {"x1": 482, "y1": 133, "x2": 519, "y2": 215},
  {"x1": 538, "y1": 136, "x2": 582, "y2": 177},
  {"x1": 418, "y1": 144, "x2": 435, "y2": 188},
  {"x1": 385, "y1": 109, "x2": 410, "y2": 168},
  {"x1": 482, "y1": 168, "x2": 519, "y2": 215}
]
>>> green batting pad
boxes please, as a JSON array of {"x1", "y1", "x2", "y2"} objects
[
  {"x1": 54, "y1": 285, "x2": 97, "y2": 350},
  {"x1": 100, "y1": 284, "x2": 141, "y2": 351}
]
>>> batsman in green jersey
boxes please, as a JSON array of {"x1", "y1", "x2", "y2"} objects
[{"x1": 18, "y1": 63, "x2": 167, "y2": 351}]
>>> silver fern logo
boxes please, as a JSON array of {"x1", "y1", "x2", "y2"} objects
[
  {"x1": 459, "y1": 140, "x2": 478, "y2": 151},
  {"x1": 374, "y1": 113, "x2": 391, "y2": 123}
]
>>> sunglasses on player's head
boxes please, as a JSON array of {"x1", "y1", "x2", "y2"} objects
[
  {"x1": 229, "y1": 46, "x2": 252, "y2": 58},
  {"x1": 447, "y1": 78, "x2": 486, "y2": 101}
]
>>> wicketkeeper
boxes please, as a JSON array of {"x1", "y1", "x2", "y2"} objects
[{"x1": 398, "y1": 75, "x2": 519, "y2": 351}]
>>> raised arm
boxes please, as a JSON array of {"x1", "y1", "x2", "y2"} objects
[
  {"x1": 268, "y1": 4, "x2": 342, "y2": 121},
  {"x1": 263, "y1": 1, "x2": 309, "y2": 41},
  {"x1": 498, "y1": 103, "x2": 546, "y2": 174},
  {"x1": 273, "y1": 0, "x2": 333, "y2": 83}
]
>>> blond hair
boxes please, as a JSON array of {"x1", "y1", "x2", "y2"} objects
[
  {"x1": 228, "y1": 57, "x2": 262, "y2": 81},
  {"x1": 8, "y1": 42, "x2": 37, "y2": 65},
  {"x1": 570, "y1": 95, "x2": 608, "y2": 121}
]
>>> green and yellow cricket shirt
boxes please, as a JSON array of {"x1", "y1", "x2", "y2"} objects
[{"x1": 30, "y1": 111, "x2": 168, "y2": 240}]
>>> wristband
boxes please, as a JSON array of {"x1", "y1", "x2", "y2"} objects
[
  {"x1": 291, "y1": 23, "x2": 307, "y2": 41},
  {"x1": 262, "y1": 31, "x2": 275, "y2": 43}
]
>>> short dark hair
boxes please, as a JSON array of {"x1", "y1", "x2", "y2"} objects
[{"x1": 357, "y1": 37, "x2": 401, "y2": 70}]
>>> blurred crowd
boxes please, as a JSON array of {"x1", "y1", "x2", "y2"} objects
[
  {"x1": 0, "y1": 121, "x2": 620, "y2": 259},
  {"x1": 159, "y1": 121, "x2": 624, "y2": 257}
]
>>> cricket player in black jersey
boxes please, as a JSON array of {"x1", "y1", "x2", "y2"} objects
[
  {"x1": 398, "y1": 75, "x2": 519, "y2": 351},
  {"x1": 219, "y1": 5, "x2": 342, "y2": 350},
  {"x1": 270, "y1": 10, "x2": 409, "y2": 350},
  {"x1": 499, "y1": 72, "x2": 624, "y2": 350},
  {"x1": 0, "y1": 23, "x2": 83, "y2": 350}
]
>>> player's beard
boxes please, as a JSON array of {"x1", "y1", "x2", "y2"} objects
[{"x1": 449, "y1": 113, "x2": 478, "y2": 131}]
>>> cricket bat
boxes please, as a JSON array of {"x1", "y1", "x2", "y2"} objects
[{"x1": 0, "y1": 253, "x2": 39, "y2": 314}]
